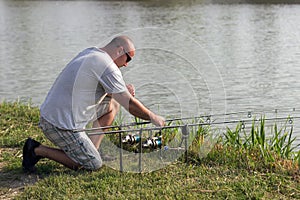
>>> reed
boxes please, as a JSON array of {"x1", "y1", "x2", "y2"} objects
[{"x1": 218, "y1": 116, "x2": 300, "y2": 171}]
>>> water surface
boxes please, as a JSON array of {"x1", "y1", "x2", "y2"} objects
[{"x1": 1, "y1": 0, "x2": 300, "y2": 139}]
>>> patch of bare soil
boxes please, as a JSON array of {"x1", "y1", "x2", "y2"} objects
[{"x1": 0, "y1": 148, "x2": 39, "y2": 200}]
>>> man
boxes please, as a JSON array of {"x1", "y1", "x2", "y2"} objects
[{"x1": 22, "y1": 36, "x2": 165, "y2": 172}]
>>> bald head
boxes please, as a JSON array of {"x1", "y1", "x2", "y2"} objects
[
  {"x1": 101, "y1": 35, "x2": 135, "y2": 67},
  {"x1": 109, "y1": 36, "x2": 134, "y2": 49}
]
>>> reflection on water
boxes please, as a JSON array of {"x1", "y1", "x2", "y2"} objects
[{"x1": 0, "y1": 1, "x2": 300, "y2": 134}]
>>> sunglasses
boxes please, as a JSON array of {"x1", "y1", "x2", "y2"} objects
[{"x1": 123, "y1": 49, "x2": 132, "y2": 63}]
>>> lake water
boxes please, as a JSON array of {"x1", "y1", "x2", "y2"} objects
[{"x1": 1, "y1": 0, "x2": 300, "y2": 143}]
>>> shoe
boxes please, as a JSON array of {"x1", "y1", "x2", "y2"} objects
[{"x1": 22, "y1": 138, "x2": 42, "y2": 173}]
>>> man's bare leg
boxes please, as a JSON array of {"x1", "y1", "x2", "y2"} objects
[
  {"x1": 35, "y1": 145, "x2": 80, "y2": 170},
  {"x1": 89, "y1": 99, "x2": 120, "y2": 149}
]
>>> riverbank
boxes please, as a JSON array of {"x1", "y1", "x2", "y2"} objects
[{"x1": 0, "y1": 101, "x2": 299, "y2": 199}]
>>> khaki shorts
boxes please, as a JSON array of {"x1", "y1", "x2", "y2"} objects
[
  {"x1": 96, "y1": 95, "x2": 112, "y2": 119},
  {"x1": 39, "y1": 117, "x2": 102, "y2": 170},
  {"x1": 38, "y1": 96, "x2": 113, "y2": 170}
]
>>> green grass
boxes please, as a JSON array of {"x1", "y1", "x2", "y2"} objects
[
  {"x1": 0, "y1": 100, "x2": 48, "y2": 147},
  {"x1": 1, "y1": 101, "x2": 300, "y2": 199},
  {"x1": 12, "y1": 164, "x2": 300, "y2": 200}
]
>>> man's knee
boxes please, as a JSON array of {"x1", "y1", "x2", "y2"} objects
[
  {"x1": 84, "y1": 157, "x2": 103, "y2": 171},
  {"x1": 89, "y1": 163, "x2": 103, "y2": 171},
  {"x1": 96, "y1": 97, "x2": 119, "y2": 120}
]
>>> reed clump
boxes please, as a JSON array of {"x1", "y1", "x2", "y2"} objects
[{"x1": 189, "y1": 116, "x2": 300, "y2": 175}]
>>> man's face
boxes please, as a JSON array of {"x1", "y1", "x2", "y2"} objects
[{"x1": 115, "y1": 46, "x2": 135, "y2": 68}]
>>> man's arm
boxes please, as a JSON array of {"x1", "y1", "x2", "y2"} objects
[{"x1": 112, "y1": 92, "x2": 165, "y2": 127}]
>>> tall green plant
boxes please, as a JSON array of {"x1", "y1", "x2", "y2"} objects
[
  {"x1": 224, "y1": 116, "x2": 299, "y2": 165},
  {"x1": 270, "y1": 121, "x2": 300, "y2": 160},
  {"x1": 223, "y1": 123, "x2": 242, "y2": 148}
]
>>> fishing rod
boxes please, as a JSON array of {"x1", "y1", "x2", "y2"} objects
[
  {"x1": 73, "y1": 108, "x2": 299, "y2": 133},
  {"x1": 84, "y1": 115, "x2": 298, "y2": 136},
  {"x1": 73, "y1": 114, "x2": 214, "y2": 133}
]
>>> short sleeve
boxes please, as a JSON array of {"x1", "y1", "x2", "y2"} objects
[{"x1": 100, "y1": 69, "x2": 127, "y2": 94}]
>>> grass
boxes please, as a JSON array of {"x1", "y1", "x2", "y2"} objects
[{"x1": 1, "y1": 101, "x2": 300, "y2": 199}]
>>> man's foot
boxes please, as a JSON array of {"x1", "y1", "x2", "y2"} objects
[{"x1": 22, "y1": 138, "x2": 42, "y2": 173}]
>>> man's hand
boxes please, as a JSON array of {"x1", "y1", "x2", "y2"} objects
[
  {"x1": 149, "y1": 113, "x2": 165, "y2": 127},
  {"x1": 126, "y1": 84, "x2": 135, "y2": 97}
]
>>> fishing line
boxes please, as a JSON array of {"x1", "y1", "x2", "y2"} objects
[{"x1": 73, "y1": 107, "x2": 299, "y2": 133}]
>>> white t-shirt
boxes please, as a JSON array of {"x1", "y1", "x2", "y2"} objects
[{"x1": 40, "y1": 47, "x2": 127, "y2": 130}]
